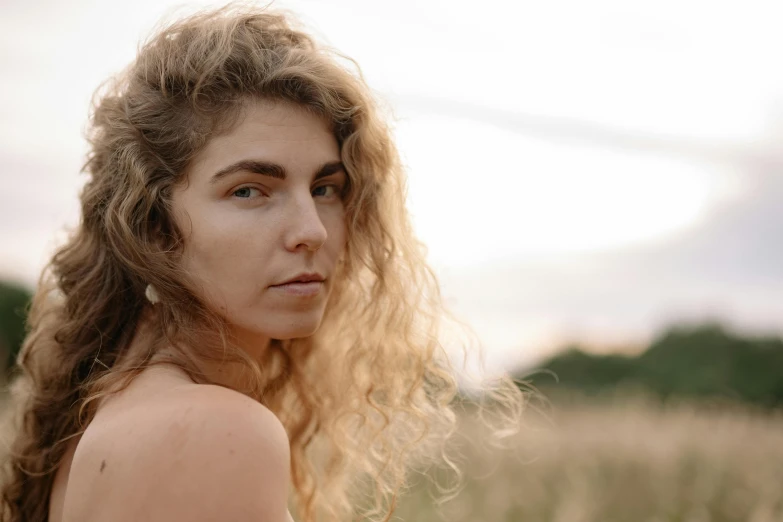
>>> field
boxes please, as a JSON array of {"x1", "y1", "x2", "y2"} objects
[
  {"x1": 393, "y1": 392, "x2": 783, "y2": 522},
  {"x1": 2, "y1": 386, "x2": 782, "y2": 522}
]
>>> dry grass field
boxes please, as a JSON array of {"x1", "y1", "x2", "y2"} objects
[
  {"x1": 393, "y1": 392, "x2": 783, "y2": 522},
  {"x1": 1, "y1": 386, "x2": 781, "y2": 522}
]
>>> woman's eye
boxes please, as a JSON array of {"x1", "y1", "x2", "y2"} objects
[
  {"x1": 232, "y1": 186, "x2": 262, "y2": 199},
  {"x1": 312, "y1": 184, "x2": 339, "y2": 198}
]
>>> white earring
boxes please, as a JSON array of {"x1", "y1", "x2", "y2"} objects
[{"x1": 145, "y1": 284, "x2": 160, "y2": 304}]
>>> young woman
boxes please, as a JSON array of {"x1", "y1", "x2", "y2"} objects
[{"x1": 0, "y1": 5, "x2": 524, "y2": 522}]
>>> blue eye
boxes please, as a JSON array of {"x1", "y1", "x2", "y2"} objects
[
  {"x1": 233, "y1": 187, "x2": 261, "y2": 198},
  {"x1": 313, "y1": 184, "x2": 339, "y2": 198}
]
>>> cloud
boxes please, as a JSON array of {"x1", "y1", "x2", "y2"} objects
[{"x1": 441, "y1": 168, "x2": 783, "y2": 369}]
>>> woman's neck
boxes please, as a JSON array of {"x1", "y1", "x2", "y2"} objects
[{"x1": 123, "y1": 309, "x2": 273, "y2": 396}]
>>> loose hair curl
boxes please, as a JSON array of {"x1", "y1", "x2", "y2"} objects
[{"x1": 0, "y1": 5, "x2": 526, "y2": 522}]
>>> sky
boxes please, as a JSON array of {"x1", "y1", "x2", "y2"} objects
[{"x1": 1, "y1": 0, "x2": 782, "y2": 376}]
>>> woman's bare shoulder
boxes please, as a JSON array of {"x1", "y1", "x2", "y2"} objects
[{"x1": 63, "y1": 381, "x2": 291, "y2": 522}]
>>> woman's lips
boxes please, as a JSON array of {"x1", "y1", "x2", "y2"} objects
[{"x1": 270, "y1": 281, "x2": 324, "y2": 296}]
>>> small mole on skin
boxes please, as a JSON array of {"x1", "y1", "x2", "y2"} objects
[{"x1": 100, "y1": 460, "x2": 107, "y2": 473}]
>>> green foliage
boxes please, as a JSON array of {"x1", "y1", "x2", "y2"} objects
[
  {"x1": 525, "y1": 347, "x2": 637, "y2": 396},
  {"x1": 522, "y1": 321, "x2": 783, "y2": 409},
  {"x1": 0, "y1": 280, "x2": 33, "y2": 374}
]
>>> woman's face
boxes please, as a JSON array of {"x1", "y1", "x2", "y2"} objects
[{"x1": 170, "y1": 98, "x2": 347, "y2": 348}]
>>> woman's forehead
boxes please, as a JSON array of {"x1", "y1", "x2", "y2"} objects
[{"x1": 187, "y1": 99, "x2": 340, "y2": 184}]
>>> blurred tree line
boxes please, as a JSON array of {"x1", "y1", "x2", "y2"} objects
[
  {"x1": 0, "y1": 280, "x2": 32, "y2": 377},
  {"x1": 521, "y1": 321, "x2": 783, "y2": 409}
]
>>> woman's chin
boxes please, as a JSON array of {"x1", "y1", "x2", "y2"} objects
[
  {"x1": 274, "y1": 324, "x2": 321, "y2": 340},
  {"x1": 229, "y1": 307, "x2": 325, "y2": 341},
  {"x1": 256, "y1": 318, "x2": 324, "y2": 341}
]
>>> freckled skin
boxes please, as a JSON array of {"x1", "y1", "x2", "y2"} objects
[{"x1": 170, "y1": 99, "x2": 348, "y2": 353}]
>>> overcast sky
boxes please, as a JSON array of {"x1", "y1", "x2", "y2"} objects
[{"x1": 1, "y1": 0, "x2": 782, "y2": 374}]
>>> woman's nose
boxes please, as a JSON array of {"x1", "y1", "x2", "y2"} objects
[{"x1": 283, "y1": 194, "x2": 328, "y2": 252}]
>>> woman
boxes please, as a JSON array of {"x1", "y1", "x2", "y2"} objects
[{"x1": 0, "y1": 5, "x2": 524, "y2": 522}]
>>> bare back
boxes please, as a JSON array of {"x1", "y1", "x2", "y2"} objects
[{"x1": 48, "y1": 364, "x2": 296, "y2": 522}]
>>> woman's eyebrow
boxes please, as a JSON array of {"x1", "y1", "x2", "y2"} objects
[{"x1": 209, "y1": 160, "x2": 345, "y2": 184}]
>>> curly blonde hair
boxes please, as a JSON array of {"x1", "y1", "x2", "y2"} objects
[{"x1": 0, "y1": 5, "x2": 526, "y2": 522}]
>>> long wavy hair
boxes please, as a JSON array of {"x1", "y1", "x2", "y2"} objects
[{"x1": 0, "y1": 5, "x2": 526, "y2": 522}]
